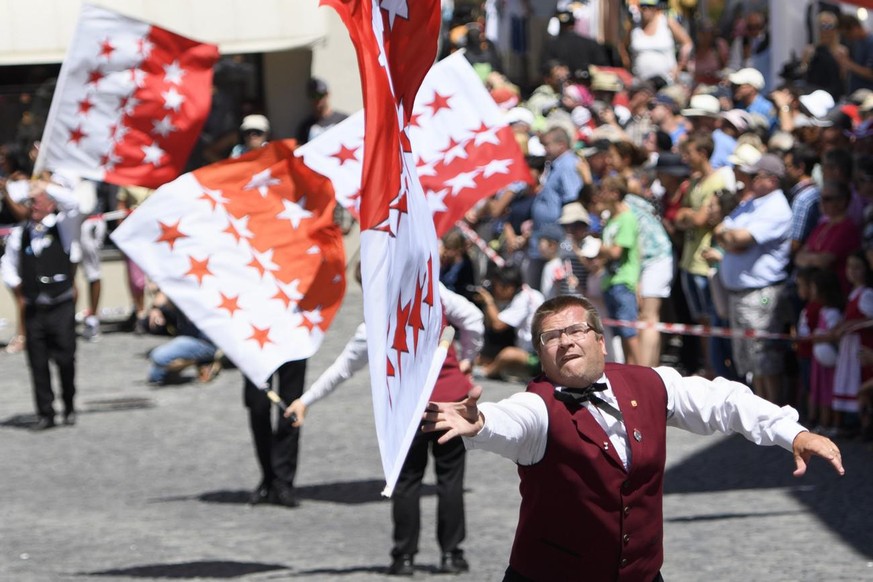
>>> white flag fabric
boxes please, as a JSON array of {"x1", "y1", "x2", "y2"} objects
[
  {"x1": 35, "y1": 3, "x2": 219, "y2": 189},
  {"x1": 296, "y1": 50, "x2": 531, "y2": 237},
  {"x1": 110, "y1": 141, "x2": 346, "y2": 386},
  {"x1": 323, "y1": 0, "x2": 444, "y2": 495}
]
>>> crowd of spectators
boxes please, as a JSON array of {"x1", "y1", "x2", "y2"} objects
[{"x1": 434, "y1": 1, "x2": 873, "y2": 443}]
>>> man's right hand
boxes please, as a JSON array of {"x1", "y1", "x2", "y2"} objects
[
  {"x1": 284, "y1": 398, "x2": 307, "y2": 427},
  {"x1": 422, "y1": 385, "x2": 484, "y2": 444}
]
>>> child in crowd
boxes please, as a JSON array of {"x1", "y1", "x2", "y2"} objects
[
  {"x1": 537, "y1": 223, "x2": 568, "y2": 299},
  {"x1": 833, "y1": 251, "x2": 873, "y2": 435},
  {"x1": 593, "y1": 174, "x2": 641, "y2": 365},
  {"x1": 439, "y1": 230, "x2": 477, "y2": 302},
  {"x1": 794, "y1": 267, "x2": 820, "y2": 422},
  {"x1": 807, "y1": 269, "x2": 844, "y2": 436}
]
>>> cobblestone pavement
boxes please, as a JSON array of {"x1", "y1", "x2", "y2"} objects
[{"x1": 2, "y1": 281, "x2": 871, "y2": 581}]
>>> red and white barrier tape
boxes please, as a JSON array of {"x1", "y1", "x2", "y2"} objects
[
  {"x1": 601, "y1": 318, "x2": 791, "y2": 340},
  {"x1": 454, "y1": 221, "x2": 505, "y2": 268}
]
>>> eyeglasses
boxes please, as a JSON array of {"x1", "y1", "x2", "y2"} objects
[{"x1": 539, "y1": 322, "x2": 595, "y2": 347}]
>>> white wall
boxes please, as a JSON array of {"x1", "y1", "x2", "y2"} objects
[{"x1": 0, "y1": 0, "x2": 325, "y2": 64}]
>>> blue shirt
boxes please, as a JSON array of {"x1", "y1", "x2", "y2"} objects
[
  {"x1": 710, "y1": 129, "x2": 737, "y2": 170},
  {"x1": 787, "y1": 180, "x2": 821, "y2": 245},
  {"x1": 744, "y1": 93, "x2": 777, "y2": 133},
  {"x1": 529, "y1": 150, "x2": 583, "y2": 258},
  {"x1": 719, "y1": 189, "x2": 792, "y2": 291}
]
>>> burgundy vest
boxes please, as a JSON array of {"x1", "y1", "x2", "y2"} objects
[
  {"x1": 431, "y1": 317, "x2": 473, "y2": 402},
  {"x1": 510, "y1": 363, "x2": 668, "y2": 582}
]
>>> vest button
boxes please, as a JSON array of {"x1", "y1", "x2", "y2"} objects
[
  {"x1": 621, "y1": 480, "x2": 630, "y2": 492},
  {"x1": 619, "y1": 558, "x2": 628, "y2": 568},
  {"x1": 624, "y1": 505, "x2": 631, "y2": 516},
  {"x1": 623, "y1": 534, "x2": 630, "y2": 545}
]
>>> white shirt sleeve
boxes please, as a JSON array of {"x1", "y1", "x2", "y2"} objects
[
  {"x1": 301, "y1": 322, "x2": 369, "y2": 407},
  {"x1": 0, "y1": 227, "x2": 23, "y2": 289},
  {"x1": 656, "y1": 366, "x2": 805, "y2": 451},
  {"x1": 440, "y1": 284, "x2": 484, "y2": 363},
  {"x1": 463, "y1": 392, "x2": 549, "y2": 466},
  {"x1": 859, "y1": 288, "x2": 873, "y2": 318}
]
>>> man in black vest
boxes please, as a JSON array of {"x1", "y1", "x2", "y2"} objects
[
  {"x1": 423, "y1": 295, "x2": 845, "y2": 581},
  {"x1": 0, "y1": 179, "x2": 80, "y2": 430}
]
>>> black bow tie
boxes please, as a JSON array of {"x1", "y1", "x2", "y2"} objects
[
  {"x1": 554, "y1": 382, "x2": 623, "y2": 422},
  {"x1": 554, "y1": 382, "x2": 607, "y2": 405}
]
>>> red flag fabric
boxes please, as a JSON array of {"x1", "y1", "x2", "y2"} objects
[
  {"x1": 110, "y1": 140, "x2": 346, "y2": 386},
  {"x1": 322, "y1": 0, "x2": 444, "y2": 495},
  {"x1": 296, "y1": 51, "x2": 532, "y2": 237},
  {"x1": 34, "y1": 4, "x2": 218, "y2": 189}
]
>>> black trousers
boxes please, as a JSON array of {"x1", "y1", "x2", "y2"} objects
[
  {"x1": 391, "y1": 428, "x2": 466, "y2": 557},
  {"x1": 243, "y1": 360, "x2": 306, "y2": 488},
  {"x1": 25, "y1": 300, "x2": 76, "y2": 419}
]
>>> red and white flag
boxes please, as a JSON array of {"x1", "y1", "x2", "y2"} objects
[
  {"x1": 110, "y1": 141, "x2": 346, "y2": 386},
  {"x1": 323, "y1": 0, "x2": 443, "y2": 495},
  {"x1": 34, "y1": 3, "x2": 219, "y2": 189},
  {"x1": 297, "y1": 51, "x2": 532, "y2": 236}
]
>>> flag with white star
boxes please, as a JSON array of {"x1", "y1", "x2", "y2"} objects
[
  {"x1": 34, "y1": 4, "x2": 219, "y2": 189},
  {"x1": 296, "y1": 50, "x2": 533, "y2": 236},
  {"x1": 110, "y1": 140, "x2": 346, "y2": 386},
  {"x1": 323, "y1": 0, "x2": 443, "y2": 495}
]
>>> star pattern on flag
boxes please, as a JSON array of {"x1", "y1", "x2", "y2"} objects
[
  {"x1": 439, "y1": 137, "x2": 469, "y2": 164},
  {"x1": 276, "y1": 196, "x2": 313, "y2": 229},
  {"x1": 156, "y1": 219, "x2": 187, "y2": 250},
  {"x1": 472, "y1": 122, "x2": 500, "y2": 146},
  {"x1": 69, "y1": 126, "x2": 87, "y2": 145},
  {"x1": 444, "y1": 169, "x2": 480, "y2": 196},
  {"x1": 247, "y1": 324, "x2": 273, "y2": 349},
  {"x1": 98, "y1": 38, "x2": 115, "y2": 59},
  {"x1": 185, "y1": 256, "x2": 213, "y2": 285},
  {"x1": 142, "y1": 141, "x2": 166, "y2": 166},
  {"x1": 379, "y1": 0, "x2": 409, "y2": 28},
  {"x1": 425, "y1": 188, "x2": 448, "y2": 214},
  {"x1": 217, "y1": 292, "x2": 241, "y2": 317},
  {"x1": 481, "y1": 158, "x2": 512, "y2": 178},
  {"x1": 77, "y1": 98, "x2": 94, "y2": 116},
  {"x1": 424, "y1": 91, "x2": 452, "y2": 116},
  {"x1": 198, "y1": 186, "x2": 227, "y2": 210},
  {"x1": 248, "y1": 248, "x2": 280, "y2": 279},
  {"x1": 300, "y1": 306, "x2": 324, "y2": 332},
  {"x1": 162, "y1": 87, "x2": 184, "y2": 112},
  {"x1": 152, "y1": 115, "x2": 177, "y2": 137},
  {"x1": 87, "y1": 68, "x2": 104, "y2": 87},
  {"x1": 163, "y1": 60, "x2": 186, "y2": 85},
  {"x1": 244, "y1": 169, "x2": 282, "y2": 198},
  {"x1": 224, "y1": 214, "x2": 253, "y2": 243},
  {"x1": 331, "y1": 144, "x2": 360, "y2": 166}
]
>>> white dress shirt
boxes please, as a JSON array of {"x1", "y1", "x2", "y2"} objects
[{"x1": 464, "y1": 366, "x2": 805, "y2": 468}]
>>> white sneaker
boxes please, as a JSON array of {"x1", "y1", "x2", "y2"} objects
[{"x1": 83, "y1": 316, "x2": 101, "y2": 341}]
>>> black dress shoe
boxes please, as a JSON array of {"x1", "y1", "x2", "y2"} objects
[
  {"x1": 249, "y1": 482, "x2": 272, "y2": 505},
  {"x1": 30, "y1": 417, "x2": 56, "y2": 431},
  {"x1": 271, "y1": 483, "x2": 300, "y2": 508},
  {"x1": 387, "y1": 554, "x2": 414, "y2": 576},
  {"x1": 439, "y1": 550, "x2": 469, "y2": 574},
  {"x1": 63, "y1": 412, "x2": 77, "y2": 426}
]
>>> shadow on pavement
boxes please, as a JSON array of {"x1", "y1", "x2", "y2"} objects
[
  {"x1": 0, "y1": 397, "x2": 156, "y2": 429},
  {"x1": 664, "y1": 433, "x2": 873, "y2": 559},
  {"x1": 295, "y1": 563, "x2": 445, "y2": 576},
  {"x1": 149, "y1": 480, "x2": 438, "y2": 506},
  {"x1": 79, "y1": 559, "x2": 288, "y2": 578}
]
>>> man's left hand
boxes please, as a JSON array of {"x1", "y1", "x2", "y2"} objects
[{"x1": 792, "y1": 431, "x2": 844, "y2": 477}]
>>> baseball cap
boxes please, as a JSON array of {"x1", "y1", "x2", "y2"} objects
[
  {"x1": 681, "y1": 94, "x2": 721, "y2": 117},
  {"x1": 558, "y1": 202, "x2": 592, "y2": 226},
  {"x1": 720, "y1": 109, "x2": 750, "y2": 132},
  {"x1": 748, "y1": 153, "x2": 785, "y2": 178},
  {"x1": 578, "y1": 138, "x2": 612, "y2": 157},
  {"x1": 240, "y1": 114, "x2": 270, "y2": 133},
  {"x1": 728, "y1": 68, "x2": 765, "y2": 90},
  {"x1": 654, "y1": 152, "x2": 691, "y2": 176},
  {"x1": 537, "y1": 223, "x2": 566, "y2": 243},
  {"x1": 651, "y1": 92, "x2": 679, "y2": 113},
  {"x1": 798, "y1": 89, "x2": 835, "y2": 119},
  {"x1": 307, "y1": 77, "x2": 329, "y2": 98}
]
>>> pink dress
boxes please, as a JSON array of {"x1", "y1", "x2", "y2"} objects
[{"x1": 810, "y1": 307, "x2": 841, "y2": 408}]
